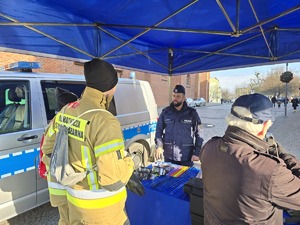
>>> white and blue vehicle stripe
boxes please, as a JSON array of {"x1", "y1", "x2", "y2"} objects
[
  {"x1": 0, "y1": 148, "x2": 40, "y2": 179},
  {"x1": 0, "y1": 121, "x2": 157, "y2": 179},
  {"x1": 123, "y1": 122, "x2": 157, "y2": 141}
]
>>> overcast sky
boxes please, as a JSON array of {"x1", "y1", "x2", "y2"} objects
[{"x1": 211, "y1": 62, "x2": 300, "y2": 92}]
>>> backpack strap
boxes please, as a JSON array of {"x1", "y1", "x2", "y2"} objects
[{"x1": 58, "y1": 108, "x2": 112, "y2": 175}]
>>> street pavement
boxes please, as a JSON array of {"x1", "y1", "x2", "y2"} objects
[{"x1": 1, "y1": 103, "x2": 299, "y2": 225}]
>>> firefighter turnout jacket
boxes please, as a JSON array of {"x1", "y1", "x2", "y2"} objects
[{"x1": 42, "y1": 87, "x2": 134, "y2": 225}]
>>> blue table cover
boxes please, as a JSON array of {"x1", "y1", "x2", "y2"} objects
[
  {"x1": 126, "y1": 165, "x2": 299, "y2": 225},
  {"x1": 126, "y1": 166, "x2": 199, "y2": 225}
]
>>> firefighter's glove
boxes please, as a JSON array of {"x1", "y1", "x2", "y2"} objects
[
  {"x1": 155, "y1": 147, "x2": 164, "y2": 160},
  {"x1": 126, "y1": 173, "x2": 145, "y2": 196},
  {"x1": 126, "y1": 153, "x2": 141, "y2": 170}
]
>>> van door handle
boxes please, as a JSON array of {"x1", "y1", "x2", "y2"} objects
[{"x1": 17, "y1": 135, "x2": 38, "y2": 141}]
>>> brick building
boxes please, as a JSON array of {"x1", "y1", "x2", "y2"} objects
[{"x1": 0, "y1": 52, "x2": 210, "y2": 107}]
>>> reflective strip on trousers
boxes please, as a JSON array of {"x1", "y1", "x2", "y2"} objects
[
  {"x1": 66, "y1": 186, "x2": 126, "y2": 209},
  {"x1": 48, "y1": 181, "x2": 67, "y2": 196}
]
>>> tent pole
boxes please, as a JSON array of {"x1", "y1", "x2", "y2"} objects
[
  {"x1": 236, "y1": 0, "x2": 240, "y2": 31},
  {"x1": 168, "y1": 49, "x2": 174, "y2": 103},
  {"x1": 284, "y1": 63, "x2": 288, "y2": 117}
]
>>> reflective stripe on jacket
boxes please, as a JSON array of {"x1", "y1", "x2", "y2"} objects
[
  {"x1": 42, "y1": 87, "x2": 134, "y2": 211},
  {"x1": 46, "y1": 168, "x2": 67, "y2": 207},
  {"x1": 66, "y1": 186, "x2": 126, "y2": 209},
  {"x1": 48, "y1": 180, "x2": 66, "y2": 196}
]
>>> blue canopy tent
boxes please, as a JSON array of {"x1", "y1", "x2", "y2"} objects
[{"x1": 0, "y1": 0, "x2": 299, "y2": 76}]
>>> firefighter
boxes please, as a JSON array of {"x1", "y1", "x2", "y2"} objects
[{"x1": 42, "y1": 58, "x2": 139, "y2": 225}]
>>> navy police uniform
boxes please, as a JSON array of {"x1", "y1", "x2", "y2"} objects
[{"x1": 155, "y1": 101, "x2": 203, "y2": 166}]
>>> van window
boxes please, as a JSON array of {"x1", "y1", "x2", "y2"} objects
[
  {"x1": 0, "y1": 81, "x2": 31, "y2": 134},
  {"x1": 41, "y1": 81, "x2": 85, "y2": 121},
  {"x1": 41, "y1": 80, "x2": 118, "y2": 122}
]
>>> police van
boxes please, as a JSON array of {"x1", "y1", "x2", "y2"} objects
[{"x1": 0, "y1": 62, "x2": 158, "y2": 222}]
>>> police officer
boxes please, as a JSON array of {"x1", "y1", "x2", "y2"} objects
[
  {"x1": 42, "y1": 58, "x2": 140, "y2": 225},
  {"x1": 155, "y1": 85, "x2": 203, "y2": 166},
  {"x1": 200, "y1": 93, "x2": 300, "y2": 224}
]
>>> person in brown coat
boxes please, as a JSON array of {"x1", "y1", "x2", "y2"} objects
[{"x1": 200, "y1": 93, "x2": 300, "y2": 224}]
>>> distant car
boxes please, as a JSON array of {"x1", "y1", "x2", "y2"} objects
[
  {"x1": 186, "y1": 98, "x2": 196, "y2": 107},
  {"x1": 277, "y1": 97, "x2": 289, "y2": 104},
  {"x1": 223, "y1": 99, "x2": 232, "y2": 103},
  {"x1": 194, "y1": 98, "x2": 206, "y2": 107}
]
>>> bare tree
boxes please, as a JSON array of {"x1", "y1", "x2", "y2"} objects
[
  {"x1": 235, "y1": 85, "x2": 251, "y2": 97},
  {"x1": 233, "y1": 66, "x2": 299, "y2": 98},
  {"x1": 288, "y1": 75, "x2": 300, "y2": 97},
  {"x1": 259, "y1": 66, "x2": 284, "y2": 96},
  {"x1": 221, "y1": 88, "x2": 233, "y2": 101},
  {"x1": 260, "y1": 66, "x2": 299, "y2": 97},
  {"x1": 248, "y1": 72, "x2": 264, "y2": 93}
]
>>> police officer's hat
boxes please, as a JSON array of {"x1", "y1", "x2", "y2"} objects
[{"x1": 173, "y1": 85, "x2": 185, "y2": 94}]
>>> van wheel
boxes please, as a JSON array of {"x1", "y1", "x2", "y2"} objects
[{"x1": 128, "y1": 143, "x2": 149, "y2": 169}]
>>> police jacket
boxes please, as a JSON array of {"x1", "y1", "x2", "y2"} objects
[
  {"x1": 200, "y1": 126, "x2": 300, "y2": 225},
  {"x1": 42, "y1": 87, "x2": 134, "y2": 224},
  {"x1": 155, "y1": 101, "x2": 203, "y2": 162}
]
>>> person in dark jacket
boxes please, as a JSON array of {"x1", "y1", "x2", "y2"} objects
[
  {"x1": 271, "y1": 96, "x2": 277, "y2": 107},
  {"x1": 291, "y1": 97, "x2": 299, "y2": 112},
  {"x1": 155, "y1": 85, "x2": 203, "y2": 166},
  {"x1": 200, "y1": 93, "x2": 300, "y2": 225}
]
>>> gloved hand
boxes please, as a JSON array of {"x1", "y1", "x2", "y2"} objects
[
  {"x1": 191, "y1": 155, "x2": 200, "y2": 161},
  {"x1": 155, "y1": 147, "x2": 164, "y2": 160},
  {"x1": 125, "y1": 153, "x2": 141, "y2": 170},
  {"x1": 126, "y1": 173, "x2": 145, "y2": 196}
]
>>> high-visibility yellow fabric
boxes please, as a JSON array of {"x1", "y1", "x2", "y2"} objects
[
  {"x1": 68, "y1": 196, "x2": 127, "y2": 225},
  {"x1": 66, "y1": 188, "x2": 127, "y2": 209},
  {"x1": 42, "y1": 87, "x2": 134, "y2": 225}
]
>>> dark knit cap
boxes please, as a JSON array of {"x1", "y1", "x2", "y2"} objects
[
  {"x1": 173, "y1": 85, "x2": 185, "y2": 94},
  {"x1": 84, "y1": 58, "x2": 118, "y2": 92},
  {"x1": 232, "y1": 93, "x2": 273, "y2": 124}
]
